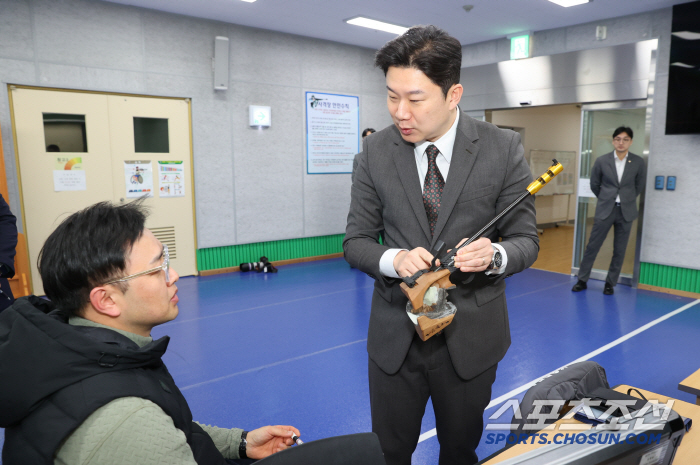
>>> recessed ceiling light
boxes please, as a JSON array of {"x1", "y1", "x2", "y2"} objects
[
  {"x1": 345, "y1": 17, "x2": 408, "y2": 35},
  {"x1": 547, "y1": 0, "x2": 589, "y2": 7},
  {"x1": 240, "y1": 0, "x2": 256, "y2": 3}
]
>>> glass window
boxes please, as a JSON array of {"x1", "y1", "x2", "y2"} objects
[
  {"x1": 134, "y1": 117, "x2": 169, "y2": 153},
  {"x1": 43, "y1": 113, "x2": 87, "y2": 152}
]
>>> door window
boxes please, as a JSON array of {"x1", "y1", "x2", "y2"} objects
[{"x1": 43, "y1": 113, "x2": 87, "y2": 152}]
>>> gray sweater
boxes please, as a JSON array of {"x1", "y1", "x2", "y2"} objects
[{"x1": 54, "y1": 318, "x2": 244, "y2": 465}]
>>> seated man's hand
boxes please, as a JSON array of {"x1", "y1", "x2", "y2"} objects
[
  {"x1": 393, "y1": 247, "x2": 434, "y2": 278},
  {"x1": 246, "y1": 425, "x2": 301, "y2": 459},
  {"x1": 453, "y1": 237, "x2": 492, "y2": 272}
]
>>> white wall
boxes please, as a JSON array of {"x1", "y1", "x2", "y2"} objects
[
  {"x1": 460, "y1": 8, "x2": 700, "y2": 271},
  {"x1": 491, "y1": 104, "x2": 581, "y2": 225},
  {"x1": 0, "y1": 0, "x2": 393, "y2": 248}
]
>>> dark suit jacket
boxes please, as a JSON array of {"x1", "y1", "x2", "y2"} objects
[
  {"x1": 343, "y1": 113, "x2": 539, "y2": 380},
  {"x1": 590, "y1": 151, "x2": 646, "y2": 222},
  {"x1": 0, "y1": 194, "x2": 17, "y2": 311}
]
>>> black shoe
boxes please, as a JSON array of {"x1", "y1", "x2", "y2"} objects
[
  {"x1": 604, "y1": 283, "x2": 614, "y2": 295},
  {"x1": 572, "y1": 280, "x2": 587, "y2": 292}
]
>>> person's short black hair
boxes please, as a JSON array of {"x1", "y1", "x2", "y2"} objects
[
  {"x1": 38, "y1": 201, "x2": 148, "y2": 317},
  {"x1": 362, "y1": 128, "x2": 376, "y2": 138},
  {"x1": 374, "y1": 25, "x2": 462, "y2": 98},
  {"x1": 613, "y1": 126, "x2": 633, "y2": 139}
]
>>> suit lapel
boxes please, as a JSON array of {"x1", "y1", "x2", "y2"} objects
[
  {"x1": 431, "y1": 115, "x2": 479, "y2": 247},
  {"x1": 390, "y1": 131, "x2": 432, "y2": 243},
  {"x1": 619, "y1": 153, "x2": 635, "y2": 186},
  {"x1": 607, "y1": 152, "x2": 620, "y2": 187}
]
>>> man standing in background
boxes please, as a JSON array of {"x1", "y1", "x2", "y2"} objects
[{"x1": 572, "y1": 126, "x2": 646, "y2": 295}]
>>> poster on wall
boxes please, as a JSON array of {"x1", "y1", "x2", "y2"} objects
[
  {"x1": 158, "y1": 161, "x2": 185, "y2": 197},
  {"x1": 53, "y1": 156, "x2": 86, "y2": 191},
  {"x1": 305, "y1": 91, "x2": 359, "y2": 174},
  {"x1": 124, "y1": 160, "x2": 154, "y2": 198}
]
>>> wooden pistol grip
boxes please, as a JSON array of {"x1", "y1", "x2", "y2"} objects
[
  {"x1": 400, "y1": 268, "x2": 453, "y2": 311},
  {"x1": 434, "y1": 273, "x2": 455, "y2": 290}
]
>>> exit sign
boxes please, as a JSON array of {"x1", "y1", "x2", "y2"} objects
[{"x1": 510, "y1": 35, "x2": 530, "y2": 60}]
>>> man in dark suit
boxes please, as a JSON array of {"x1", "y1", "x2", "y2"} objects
[
  {"x1": 572, "y1": 126, "x2": 646, "y2": 295},
  {"x1": 0, "y1": 193, "x2": 17, "y2": 312},
  {"x1": 343, "y1": 26, "x2": 538, "y2": 465}
]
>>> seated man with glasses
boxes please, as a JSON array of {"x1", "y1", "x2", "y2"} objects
[
  {"x1": 0, "y1": 201, "x2": 300, "y2": 465},
  {"x1": 572, "y1": 126, "x2": 646, "y2": 295}
]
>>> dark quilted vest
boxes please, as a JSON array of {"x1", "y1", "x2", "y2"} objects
[{"x1": 2, "y1": 325, "x2": 228, "y2": 465}]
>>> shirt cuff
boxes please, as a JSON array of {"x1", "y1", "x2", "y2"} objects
[
  {"x1": 485, "y1": 243, "x2": 508, "y2": 275},
  {"x1": 379, "y1": 248, "x2": 407, "y2": 278}
]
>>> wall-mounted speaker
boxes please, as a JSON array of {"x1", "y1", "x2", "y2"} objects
[{"x1": 214, "y1": 36, "x2": 229, "y2": 90}]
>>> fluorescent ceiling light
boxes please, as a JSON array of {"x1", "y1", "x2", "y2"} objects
[
  {"x1": 240, "y1": 0, "x2": 256, "y2": 3},
  {"x1": 547, "y1": 0, "x2": 589, "y2": 7},
  {"x1": 672, "y1": 31, "x2": 700, "y2": 40},
  {"x1": 346, "y1": 17, "x2": 408, "y2": 35}
]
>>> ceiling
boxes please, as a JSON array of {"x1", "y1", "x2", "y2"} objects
[{"x1": 102, "y1": 0, "x2": 695, "y2": 50}]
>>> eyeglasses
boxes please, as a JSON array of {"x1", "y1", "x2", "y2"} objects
[
  {"x1": 104, "y1": 245, "x2": 170, "y2": 285},
  {"x1": 613, "y1": 137, "x2": 631, "y2": 143}
]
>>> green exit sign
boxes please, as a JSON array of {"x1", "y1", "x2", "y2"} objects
[{"x1": 510, "y1": 35, "x2": 530, "y2": 60}]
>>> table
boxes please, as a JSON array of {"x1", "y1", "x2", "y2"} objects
[{"x1": 678, "y1": 369, "x2": 700, "y2": 405}]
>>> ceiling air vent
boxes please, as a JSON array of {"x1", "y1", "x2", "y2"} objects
[{"x1": 149, "y1": 226, "x2": 177, "y2": 259}]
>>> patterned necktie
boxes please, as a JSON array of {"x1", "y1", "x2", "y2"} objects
[{"x1": 423, "y1": 144, "x2": 445, "y2": 236}]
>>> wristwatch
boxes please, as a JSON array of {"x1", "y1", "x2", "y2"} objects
[
  {"x1": 487, "y1": 247, "x2": 502, "y2": 271},
  {"x1": 239, "y1": 430, "x2": 248, "y2": 459}
]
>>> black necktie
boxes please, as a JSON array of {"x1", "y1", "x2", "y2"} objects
[{"x1": 423, "y1": 144, "x2": 445, "y2": 236}]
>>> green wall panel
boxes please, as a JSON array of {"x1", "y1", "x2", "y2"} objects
[
  {"x1": 639, "y1": 262, "x2": 700, "y2": 294},
  {"x1": 197, "y1": 234, "x2": 345, "y2": 271}
]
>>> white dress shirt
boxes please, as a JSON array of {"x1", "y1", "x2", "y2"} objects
[
  {"x1": 614, "y1": 151, "x2": 628, "y2": 204},
  {"x1": 379, "y1": 110, "x2": 507, "y2": 278}
]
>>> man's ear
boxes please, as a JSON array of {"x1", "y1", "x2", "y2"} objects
[
  {"x1": 448, "y1": 83, "x2": 463, "y2": 109},
  {"x1": 88, "y1": 286, "x2": 122, "y2": 318}
]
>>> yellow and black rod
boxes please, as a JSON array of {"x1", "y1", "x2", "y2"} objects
[{"x1": 402, "y1": 159, "x2": 564, "y2": 290}]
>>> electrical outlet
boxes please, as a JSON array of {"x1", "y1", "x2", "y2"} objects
[
  {"x1": 655, "y1": 176, "x2": 664, "y2": 190},
  {"x1": 666, "y1": 176, "x2": 676, "y2": 191},
  {"x1": 596, "y1": 25, "x2": 607, "y2": 41}
]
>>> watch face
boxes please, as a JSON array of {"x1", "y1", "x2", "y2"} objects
[{"x1": 494, "y1": 252, "x2": 502, "y2": 268}]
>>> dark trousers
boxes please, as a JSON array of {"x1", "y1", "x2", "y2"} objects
[
  {"x1": 578, "y1": 205, "x2": 634, "y2": 286},
  {"x1": 368, "y1": 333, "x2": 498, "y2": 465}
]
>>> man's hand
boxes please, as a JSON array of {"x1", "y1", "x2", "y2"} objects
[
  {"x1": 393, "y1": 247, "x2": 434, "y2": 278},
  {"x1": 453, "y1": 237, "x2": 493, "y2": 272},
  {"x1": 246, "y1": 425, "x2": 301, "y2": 459}
]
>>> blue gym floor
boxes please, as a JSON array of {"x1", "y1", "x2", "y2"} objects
[{"x1": 1, "y1": 258, "x2": 698, "y2": 463}]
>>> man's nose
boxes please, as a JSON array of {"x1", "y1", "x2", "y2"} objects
[
  {"x1": 395, "y1": 100, "x2": 411, "y2": 120},
  {"x1": 168, "y1": 267, "x2": 180, "y2": 284}
]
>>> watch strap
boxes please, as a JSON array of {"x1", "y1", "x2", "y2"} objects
[{"x1": 239, "y1": 430, "x2": 248, "y2": 459}]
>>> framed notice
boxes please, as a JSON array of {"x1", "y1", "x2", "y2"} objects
[{"x1": 305, "y1": 91, "x2": 359, "y2": 174}]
